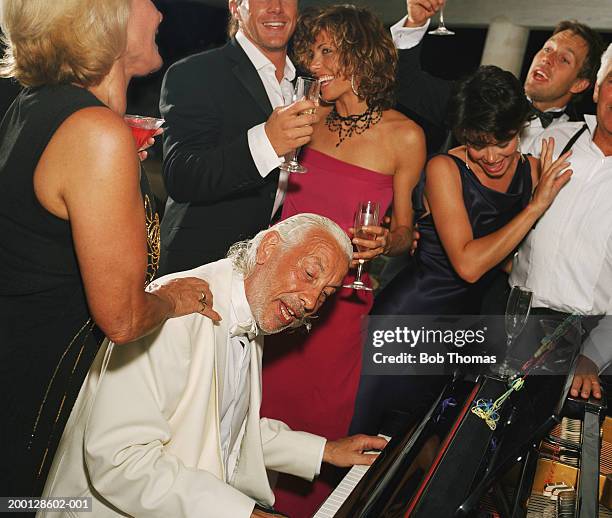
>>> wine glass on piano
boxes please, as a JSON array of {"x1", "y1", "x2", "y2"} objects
[
  {"x1": 343, "y1": 201, "x2": 380, "y2": 291},
  {"x1": 428, "y1": 2, "x2": 455, "y2": 36},
  {"x1": 124, "y1": 115, "x2": 164, "y2": 151},
  {"x1": 496, "y1": 286, "x2": 533, "y2": 377},
  {"x1": 280, "y1": 76, "x2": 320, "y2": 174}
]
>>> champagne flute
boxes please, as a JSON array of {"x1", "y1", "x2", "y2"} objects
[
  {"x1": 428, "y1": 5, "x2": 455, "y2": 36},
  {"x1": 124, "y1": 114, "x2": 164, "y2": 150},
  {"x1": 280, "y1": 76, "x2": 320, "y2": 174},
  {"x1": 496, "y1": 286, "x2": 533, "y2": 377},
  {"x1": 343, "y1": 201, "x2": 380, "y2": 291}
]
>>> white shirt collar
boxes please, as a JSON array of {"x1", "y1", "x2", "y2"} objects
[
  {"x1": 235, "y1": 29, "x2": 295, "y2": 81},
  {"x1": 229, "y1": 268, "x2": 258, "y2": 339},
  {"x1": 584, "y1": 113, "x2": 598, "y2": 136},
  {"x1": 526, "y1": 97, "x2": 567, "y2": 113}
]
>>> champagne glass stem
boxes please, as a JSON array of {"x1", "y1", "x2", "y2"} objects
[
  {"x1": 288, "y1": 148, "x2": 299, "y2": 166},
  {"x1": 439, "y1": 9, "x2": 446, "y2": 28},
  {"x1": 355, "y1": 260, "x2": 365, "y2": 283},
  {"x1": 504, "y1": 335, "x2": 513, "y2": 356}
]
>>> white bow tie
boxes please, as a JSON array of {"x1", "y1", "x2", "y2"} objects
[{"x1": 229, "y1": 320, "x2": 259, "y2": 341}]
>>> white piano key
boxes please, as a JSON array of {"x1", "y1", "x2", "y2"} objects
[{"x1": 312, "y1": 436, "x2": 390, "y2": 518}]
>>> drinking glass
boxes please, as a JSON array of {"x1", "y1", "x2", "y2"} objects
[
  {"x1": 343, "y1": 201, "x2": 380, "y2": 291},
  {"x1": 124, "y1": 115, "x2": 165, "y2": 150},
  {"x1": 428, "y1": 5, "x2": 455, "y2": 36},
  {"x1": 495, "y1": 286, "x2": 533, "y2": 377},
  {"x1": 280, "y1": 76, "x2": 320, "y2": 174}
]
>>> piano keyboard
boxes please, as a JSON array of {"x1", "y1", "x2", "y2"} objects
[{"x1": 312, "y1": 435, "x2": 390, "y2": 518}]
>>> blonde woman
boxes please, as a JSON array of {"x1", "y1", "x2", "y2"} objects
[{"x1": 0, "y1": 0, "x2": 217, "y2": 496}]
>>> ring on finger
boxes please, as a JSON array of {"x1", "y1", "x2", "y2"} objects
[{"x1": 199, "y1": 291, "x2": 207, "y2": 310}]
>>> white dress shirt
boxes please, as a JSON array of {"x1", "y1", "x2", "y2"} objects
[
  {"x1": 222, "y1": 269, "x2": 325, "y2": 480},
  {"x1": 221, "y1": 268, "x2": 257, "y2": 481},
  {"x1": 511, "y1": 115, "x2": 612, "y2": 370},
  {"x1": 236, "y1": 30, "x2": 295, "y2": 219},
  {"x1": 389, "y1": 16, "x2": 569, "y2": 152}
]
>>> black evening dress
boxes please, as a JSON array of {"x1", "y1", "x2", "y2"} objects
[
  {"x1": 0, "y1": 84, "x2": 160, "y2": 497},
  {"x1": 350, "y1": 154, "x2": 533, "y2": 435}
]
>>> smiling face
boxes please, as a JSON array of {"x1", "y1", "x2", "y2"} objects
[
  {"x1": 308, "y1": 30, "x2": 353, "y2": 103},
  {"x1": 231, "y1": 0, "x2": 297, "y2": 58},
  {"x1": 124, "y1": 0, "x2": 163, "y2": 77},
  {"x1": 244, "y1": 229, "x2": 348, "y2": 335},
  {"x1": 594, "y1": 69, "x2": 612, "y2": 143},
  {"x1": 466, "y1": 135, "x2": 519, "y2": 178},
  {"x1": 524, "y1": 30, "x2": 590, "y2": 111}
]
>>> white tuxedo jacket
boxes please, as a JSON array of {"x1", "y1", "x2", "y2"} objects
[{"x1": 40, "y1": 259, "x2": 325, "y2": 518}]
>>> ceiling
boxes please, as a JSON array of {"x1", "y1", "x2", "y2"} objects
[{"x1": 191, "y1": 0, "x2": 612, "y2": 31}]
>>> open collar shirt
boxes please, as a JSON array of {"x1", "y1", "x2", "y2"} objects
[{"x1": 236, "y1": 30, "x2": 295, "y2": 219}]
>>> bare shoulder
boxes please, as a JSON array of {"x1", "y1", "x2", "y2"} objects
[
  {"x1": 52, "y1": 106, "x2": 137, "y2": 176},
  {"x1": 61, "y1": 106, "x2": 133, "y2": 151},
  {"x1": 426, "y1": 153, "x2": 461, "y2": 179},
  {"x1": 381, "y1": 108, "x2": 425, "y2": 146}
]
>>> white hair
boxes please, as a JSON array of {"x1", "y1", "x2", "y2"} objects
[
  {"x1": 596, "y1": 43, "x2": 612, "y2": 88},
  {"x1": 227, "y1": 213, "x2": 352, "y2": 276}
]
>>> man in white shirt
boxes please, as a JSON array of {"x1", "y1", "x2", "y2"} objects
[
  {"x1": 41, "y1": 214, "x2": 387, "y2": 518},
  {"x1": 391, "y1": 0, "x2": 605, "y2": 151},
  {"x1": 511, "y1": 44, "x2": 612, "y2": 400},
  {"x1": 157, "y1": 0, "x2": 315, "y2": 276}
]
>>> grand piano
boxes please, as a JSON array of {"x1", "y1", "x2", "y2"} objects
[{"x1": 315, "y1": 317, "x2": 611, "y2": 518}]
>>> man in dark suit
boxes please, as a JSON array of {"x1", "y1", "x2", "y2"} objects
[{"x1": 157, "y1": 0, "x2": 317, "y2": 275}]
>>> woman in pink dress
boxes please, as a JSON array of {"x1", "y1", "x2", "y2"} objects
[{"x1": 261, "y1": 6, "x2": 426, "y2": 517}]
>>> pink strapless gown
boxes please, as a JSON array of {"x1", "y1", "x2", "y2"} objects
[{"x1": 261, "y1": 148, "x2": 393, "y2": 518}]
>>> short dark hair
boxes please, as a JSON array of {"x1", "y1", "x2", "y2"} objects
[
  {"x1": 553, "y1": 20, "x2": 605, "y2": 88},
  {"x1": 292, "y1": 5, "x2": 397, "y2": 110},
  {"x1": 449, "y1": 66, "x2": 532, "y2": 147}
]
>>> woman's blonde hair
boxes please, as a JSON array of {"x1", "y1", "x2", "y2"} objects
[
  {"x1": 292, "y1": 5, "x2": 398, "y2": 110},
  {"x1": 0, "y1": 0, "x2": 130, "y2": 87}
]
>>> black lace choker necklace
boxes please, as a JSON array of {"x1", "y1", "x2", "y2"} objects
[{"x1": 325, "y1": 106, "x2": 383, "y2": 147}]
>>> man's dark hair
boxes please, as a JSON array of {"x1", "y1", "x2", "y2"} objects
[
  {"x1": 553, "y1": 20, "x2": 605, "y2": 88},
  {"x1": 449, "y1": 66, "x2": 532, "y2": 147}
]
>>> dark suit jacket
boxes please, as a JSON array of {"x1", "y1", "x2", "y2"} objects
[
  {"x1": 396, "y1": 43, "x2": 454, "y2": 154},
  {"x1": 158, "y1": 39, "x2": 279, "y2": 275}
]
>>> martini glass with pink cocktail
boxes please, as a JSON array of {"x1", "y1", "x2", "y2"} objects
[{"x1": 124, "y1": 115, "x2": 164, "y2": 151}]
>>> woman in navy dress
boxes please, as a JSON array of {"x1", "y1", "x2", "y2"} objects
[{"x1": 351, "y1": 66, "x2": 574, "y2": 435}]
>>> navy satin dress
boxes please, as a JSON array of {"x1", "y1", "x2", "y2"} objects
[{"x1": 350, "y1": 154, "x2": 533, "y2": 435}]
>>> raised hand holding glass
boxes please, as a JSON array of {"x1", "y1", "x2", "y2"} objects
[{"x1": 280, "y1": 76, "x2": 320, "y2": 174}]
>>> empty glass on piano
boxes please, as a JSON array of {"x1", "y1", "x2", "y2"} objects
[
  {"x1": 495, "y1": 286, "x2": 533, "y2": 377},
  {"x1": 343, "y1": 201, "x2": 380, "y2": 291},
  {"x1": 428, "y1": 2, "x2": 455, "y2": 36},
  {"x1": 280, "y1": 76, "x2": 320, "y2": 174},
  {"x1": 124, "y1": 114, "x2": 164, "y2": 151}
]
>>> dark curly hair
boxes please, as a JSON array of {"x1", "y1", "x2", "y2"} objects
[
  {"x1": 449, "y1": 66, "x2": 532, "y2": 147},
  {"x1": 292, "y1": 5, "x2": 397, "y2": 110}
]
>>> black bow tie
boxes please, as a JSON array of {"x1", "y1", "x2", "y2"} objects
[{"x1": 531, "y1": 106, "x2": 566, "y2": 128}]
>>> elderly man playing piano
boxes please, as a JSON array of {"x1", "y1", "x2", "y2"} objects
[{"x1": 40, "y1": 214, "x2": 386, "y2": 518}]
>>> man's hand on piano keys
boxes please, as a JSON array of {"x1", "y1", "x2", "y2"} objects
[
  {"x1": 570, "y1": 354, "x2": 602, "y2": 399},
  {"x1": 322, "y1": 434, "x2": 388, "y2": 468}
]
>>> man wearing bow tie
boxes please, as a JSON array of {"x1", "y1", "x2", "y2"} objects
[
  {"x1": 40, "y1": 214, "x2": 387, "y2": 518},
  {"x1": 391, "y1": 0, "x2": 605, "y2": 151},
  {"x1": 513, "y1": 44, "x2": 612, "y2": 402}
]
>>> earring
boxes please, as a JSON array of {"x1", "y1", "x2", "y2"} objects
[
  {"x1": 517, "y1": 135, "x2": 525, "y2": 162},
  {"x1": 351, "y1": 75, "x2": 359, "y2": 97},
  {"x1": 465, "y1": 146, "x2": 471, "y2": 170}
]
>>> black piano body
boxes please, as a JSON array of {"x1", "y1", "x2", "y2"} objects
[{"x1": 327, "y1": 353, "x2": 607, "y2": 517}]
